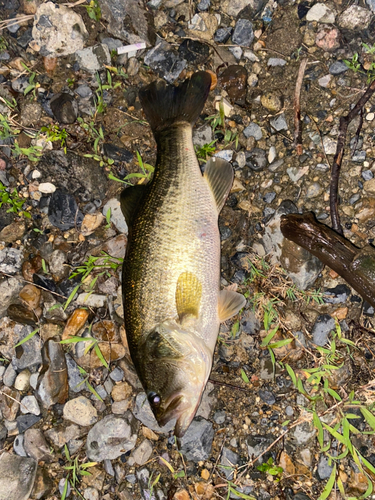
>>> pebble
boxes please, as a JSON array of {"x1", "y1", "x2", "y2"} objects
[
  {"x1": 59, "y1": 478, "x2": 71, "y2": 498},
  {"x1": 245, "y1": 148, "x2": 267, "y2": 171},
  {"x1": 84, "y1": 487, "x2": 100, "y2": 500},
  {"x1": 133, "y1": 392, "x2": 175, "y2": 433},
  {"x1": 261, "y1": 92, "x2": 282, "y2": 113},
  {"x1": 287, "y1": 166, "x2": 309, "y2": 182},
  {"x1": 24, "y1": 428, "x2": 52, "y2": 462},
  {"x1": 76, "y1": 44, "x2": 111, "y2": 73},
  {"x1": 17, "y1": 414, "x2": 41, "y2": 434},
  {"x1": 324, "y1": 284, "x2": 351, "y2": 304},
  {"x1": 129, "y1": 439, "x2": 153, "y2": 466},
  {"x1": 109, "y1": 367, "x2": 124, "y2": 382},
  {"x1": 363, "y1": 301, "x2": 374, "y2": 316},
  {"x1": 231, "y1": 19, "x2": 254, "y2": 47},
  {"x1": 38, "y1": 182, "x2": 56, "y2": 194},
  {"x1": 179, "y1": 418, "x2": 214, "y2": 462},
  {"x1": 306, "y1": 3, "x2": 336, "y2": 23},
  {"x1": 214, "y1": 27, "x2": 232, "y2": 43},
  {"x1": 13, "y1": 325, "x2": 42, "y2": 371},
  {"x1": 329, "y1": 61, "x2": 348, "y2": 75},
  {"x1": 50, "y1": 93, "x2": 78, "y2": 124},
  {"x1": 86, "y1": 413, "x2": 139, "y2": 462},
  {"x1": 259, "y1": 389, "x2": 276, "y2": 405},
  {"x1": 102, "y1": 198, "x2": 128, "y2": 234},
  {"x1": 317, "y1": 455, "x2": 334, "y2": 480},
  {"x1": 243, "y1": 123, "x2": 262, "y2": 140},
  {"x1": 312, "y1": 314, "x2": 336, "y2": 346},
  {"x1": 338, "y1": 5, "x2": 373, "y2": 30},
  {"x1": 144, "y1": 40, "x2": 186, "y2": 84},
  {"x1": 366, "y1": 112, "x2": 375, "y2": 121},
  {"x1": 76, "y1": 293, "x2": 107, "y2": 308},
  {"x1": 48, "y1": 190, "x2": 83, "y2": 230},
  {"x1": 62, "y1": 308, "x2": 89, "y2": 341},
  {"x1": 306, "y1": 182, "x2": 323, "y2": 198},
  {"x1": 213, "y1": 410, "x2": 226, "y2": 424},
  {"x1": 0, "y1": 248, "x2": 23, "y2": 274},
  {"x1": 20, "y1": 396, "x2": 40, "y2": 416},
  {"x1": 270, "y1": 113, "x2": 288, "y2": 131},
  {"x1": 13, "y1": 434, "x2": 27, "y2": 457},
  {"x1": 66, "y1": 354, "x2": 85, "y2": 393},
  {"x1": 220, "y1": 447, "x2": 239, "y2": 480},
  {"x1": 318, "y1": 74, "x2": 331, "y2": 88},
  {"x1": 37, "y1": 340, "x2": 69, "y2": 408},
  {"x1": 267, "y1": 58, "x2": 286, "y2": 67},
  {"x1": 0, "y1": 453, "x2": 37, "y2": 500},
  {"x1": 315, "y1": 26, "x2": 341, "y2": 52},
  {"x1": 362, "y1": 170, "x2": 373, "y2": 181},
  {"x1": 63, "y1": 396, "x2": 98, "y2": 426},
  {"x1": 322, "y1": 136, "x2": 336, "y2": 155},
  {"x1": 3, "y1": 363, "x2": 17, "y2": 387}
]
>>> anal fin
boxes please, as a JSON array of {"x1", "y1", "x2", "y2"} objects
[
  {"x1": 120, "y1": 184, "x2": 149, "y2": 227},
  {"x1": 176, "y1": 272, "x2": 202, "y2": 322},
  {"x1": 218, "y1": 290, "x2": 246, "y2": 322},
  {"x1": 204, "y1": 157, "x2": 234, "y2": 213}
]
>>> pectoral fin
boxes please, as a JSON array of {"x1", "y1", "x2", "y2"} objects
[
  {"x1": 120, "y1": 184, "x2": 149, "y2": 227},
  {"x1": 218, "y1": 290, "x2": 246, "y2": 322},
  {"x1": 176, "y1": 272, "x2": 202, "y2": 321},
  {"x1": 204, "y1": 157, "x2": 234, "y2": 213}
]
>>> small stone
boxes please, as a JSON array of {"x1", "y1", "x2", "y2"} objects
[
  {"x1": 178, "y1": 39, "x2": 210, "y2": 64},
  {"x1": 218, "y1": 65, "x2": 248, "y2": 105},
  {"x1": 270, "y1": 113, "x2": 288, "y2": 131},
  {"x1": 306, "y1": 182, "x2": 323, "y2": 198},
  {"x1": 83, "y1": 487, "x2": 100, "y2": 500},
  {"x1": 363, "y1": 301, "x2": 374, "y2": 316},
  {"x1": 306, "y1": 3, "x2": 336, "y2": 23},
  {"x1": 245, "y1": 148, "x2": 267, "y2": 171},
  {"x1": 3, "y1": 363, "x2": 17, "y2": 387},
  {"x1": 62, "y1": 308, "x2": 89, "y2": 341},
  {"x1": 232, "y1": 19, "x2": 254, "y2": 47},
  {"x1": 329, "y1": 61, "x2": 348, "y2": 75},
  {"x1": 0, "y1": 247, "x2": 23, "y2": 274},
  {"x1": 263, "y1": 192, "x2": 276, "y2": 204},
  {"x1": 66, "y1": 354, "x2": 85, "y2": 393},
  {"x1": 86, "y1": 413, "x2": 139, "y2": 462},
  {"x1": 324, "y1": 284, "x2": 351, "y2": 304},
  {"x1": 14, "y1": 370, "x2": 31, "y2": 392},
  {"x1": 133, "y1": 393, "x2": 175, "y2": 433},
  {"x1": 318, "y1": 74, "x2": 331, "y2": 88},
  {"x1": 317, "y1": 455, "x2": 334, "y2": 480},
  {"x1": 76, "y1": 44, "x2": 111, "y2": 73},
  {"x1": 111, "y1": 381, "x2": 132, "y2": 402},
  {"x1": 261, "y1": 92, "x2": 282, "y2": 113},
  {"x1": 364, "y1": 178, "x2": 375, "y2": 194},
  {"x1": 366, "y1": 112, "x2": 375, "y2": 121},
  {"x1": 287, "y1": 166, "x2": 309, "y2": 182},
  {"x1": 37, "y1": 340, "x2": 68, "y2": 408},
  {"x1": 0, "y1": 387, "x2": 20, "y2": 421},
  {"x1": 316, "y1": 26, "x2": 341, "y2": 52},
  {"x1": 322, "y1": 136, "x2": 336, "y2": 155},
  {"x1": 20, "y1": 396, "x2": 40, "y2": 416},
  {"x1": 24, "y1": 429, "x2": 52, "y2": 462},
  {"x1": 243, "y1": 123, "x2": 262, "y2": 140},
  {"x1": 362, "y1": 170, "x2": 373, "y2": 181},
  {"x1": 267, "y1": 58, "x2": 286, "y2": 66},
  {"x1": 48, "y1": 190, "x2": 83, "y2": 230},
  {"x1": 59, "y1": 479, "x2": 71, "y2": 498},
  {"x1": 246, "y1": 434, "x2": 275, "y2": 458},
  {"x1": 213, "y1": 410, "x2": 226, "y2": 424},
  {"x1": 76, "y1": 293, "x2": 107, "y2": 308},
  {"x1": 179, "y1": 418, "x2": 214, "y2": 462},
  {"x1": 220, "y1": 447, "x2": 239, "y2": 480},
  {"x1": 64, "y1": 396, "x2": 98, "y2": 426},
  {"x1": 130, "y1": 439, "x2": 153, "y2": 466},
  {"x1": 38, "y1": 182, "x2": 56, "y2": 193},
  {"x1": 338, "y1": 5, "x2": 373, "y2": 30},
  {"x1": 50, "y1": 93, "x2": 78, "y2": 124},
  {"x1": 214, "y1": 27, "x2": 232, "y2": 43},
  {"x1": 144, "y1": 40, "x2": 186, "y2": 84},
  {"x1": 102, "y1": 198, "x2": 128, "y2": 234},
  {"x1": 312, "y1": 314, "x2": 336, "y2": 346},
  {"x1": 109, "y1": 367, "x2": 124, "y2": 383},
  {"x1": 259, "y1": 389, "x2": 276, "y2": 405},
  {"x1": 0, "y1": 453, "x2": 37, "y2": 500},
  {"x1": 14, "y1": 434, "x2": 27, "y2": 457}
]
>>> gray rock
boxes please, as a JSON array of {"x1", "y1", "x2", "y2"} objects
[
  {"x1": 0, "y1": 452, "x2": 37, "y2": 500},
  {"x1": 196, "y1": 381, "x2": 215, "y2": 419},
  {"x1": 311, "y1": 314, "x2": 336, "y2": 346},
  {"x1": 133, "y1": 392, "x2": 175, "y2": 433},
  {"x1": 13, "y1": 434, "x2": 27, "y2": 457},
  {"x1": 100, "y1": 0, "x2": 155, "y2": 45},
  {"x1": 101, "y1": 37, "x2": 123, "y2": 52},
  {"x1": 324, "y1": 284, "x2": 350, "y2": 304},
  {"x1": 20, "y1": 396, "x2": 40, "y2": 416},
  {"x1": 245, "y1": 148, "x2": 267, "y2": 171},
  {"x1": 259, "y1": 389, "x2": 276, "y2": 405},
  {"x1": 37, "y1": 340, "x2": 68, "y2": 409},
  {"x1": 86, "y1": 413, "x2": 139, "y2": 461},
  {"x1": 59, "y1": 478, "x2": 71, "y2": 498},
  {"x1": 329, "y1": 61, "x2": 348, "y2": 75},
  {"x1": 76, "y1": 44, "x2": 111, "y2": 73},
  {"x1": 367, "y1": 0, "x2": 375, "y2": 13},
  {"x1": 317, "y1": 455, "x2": 334, "y2": 480},
  {"x1": 220, "y1": 447, "x2": 239, "y2": 480},
  {"x1": 349, "y1": 193, "x2": 361, "y2": 204},
  {"x1": 66, "y1": 354, "x2": 85, "y2": 392},
  {"x1": 362, "y1": 169, "x2": 373, "y2": 180},
  {"x1": 243, "y1": 122, "x2": 262, "y2": 140},
  {"x1": 287, "y1": 166, "x2": 309, "y2": 182},
  {"x1": 75, "y1": 85, "x2": 92, "y2": 98},
  {"x1": 285, "y1": 406, "x2": 294, "y2": 416},
  {"x1": 17, "y1": 415, "x2": 41, "y2": 434},
  {"x1": 109, "y1": 367, "x2": 124, "y2": 382},
  {"x1": 246, "y1": 434, "x2": 274, "y2": 459},
  {"x1": 263, "y1": 201, "x2": 323, "y2": 290},
  {"x1": 0, "y1": 248, "x2": 23, "y2": 274},
  {"x1": 214, "y1": 150, "x2": 233, "y2": 161},
  {"x1": 13, "y1": 325, "x2": 42, "y2": 371},
  {"x1": 306, "y1": 3, "x2": 336, "y2": 23},
  {"x1": 270, "y1": 113, "x2": 288, "y2": 131},
  {"x1": 102, "y1": 198, "x2": 128, "y2": 234},
  {"x1": 83, "y1": 487, "x2": 99, "y2": 500},
  {"x1": 306, "y1": 182, "x2": 323, "y2": 198},
  {"x1": 232, "y1": 19, "x2": 254, "y2": 47},
  {"x1": 130, "y1": 439, "x2": 153, "y2": 466},
  {"x1": 267, "y1": 58, "x2": 286, "y2": 66},
  {"x1": 0, "y1": 278, "x2": 23, "y2": 317},
  {"x1": 3, "y1": 363, "x2": 17, "y2": 387},
  {"x1": 193, "y1": 123, "x2": 213, "y2": 148},
  {"x1": 322, "y1": 136, "x2": 336, "y2": 155},
  {"x1": 63, "y1": 396, "x2": 98, "y2": 427},
  {"x1": 263, "y1": 192, "x2": 276, "y2": 204},
  {"x1": 352, "y1": 150, "x2": 366, "y2": 162},
  {"x1": 144, "y1": 40, "x2": 187, "y2": 83},
  {"x1": 179, "y1": 417, "x2": 214, "y2": 462},
  {"x1": 197, "y1": 0, "x2": 210, "y2": 10},
  {"x1": 103, "y1": 459, "x2": 115, "y2": 476},
  {"x1": 214, "y1": 410, "x2": 226, "y2": 424},
  {"x1": 240, "y1": 310, "x2": 260, "y2": 335},
  {"x1": 338, "y1": 5, "x2": 373, "y2": 30},
  {"x1": 32, "y1": 2, "x2": 88, "y2": 57},
  {"x1": 214, "y1": 27, "x2": 233, "y2": 43},
  {"x1": 24, "y1": 429, "x2": 52, "y2": 462},
  {"x1": 11, "y1": 77, "x2": 29, "y2": 94}
]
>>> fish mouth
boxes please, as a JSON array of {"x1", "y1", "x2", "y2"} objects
[{"x1": 155, "y1": 392, "x2": 202, "y2": 438}]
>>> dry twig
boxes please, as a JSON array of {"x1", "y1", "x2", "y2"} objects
[{"x1": 293, "y1": 58, "x2": 308, "y2": 155}]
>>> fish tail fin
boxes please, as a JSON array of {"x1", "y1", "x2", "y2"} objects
[{"x1": 138, "y1": 71, "x2": 212, "y2": 133}]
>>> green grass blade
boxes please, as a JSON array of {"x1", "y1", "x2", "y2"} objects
[{"x1": 14, "y1": 328, "x2": 39, "y2": 348}]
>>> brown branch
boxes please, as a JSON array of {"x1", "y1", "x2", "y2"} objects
[
  {"x1": 330, "y1": 79, "x2": 375, "y2": 234},
  {"x1": 294, "y1": 58, "x2": 308, "y2": 155}
]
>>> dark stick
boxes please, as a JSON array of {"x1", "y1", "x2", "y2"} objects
[
  {"x1": 330, "y1": 79, "x2": 375, "y2": 234},
  {"x1": 280, "y1": 212, "x2": 375, "y2": 309},
  {"x1": 293, "y1": 58, "x2": 308, "y2": 156}
]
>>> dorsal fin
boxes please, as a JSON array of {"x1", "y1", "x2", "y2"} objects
[
  {"x1": 175, "y1": 272, "x2": 202, "y2": 321},
  {"x1": 120, "y1": 184, "x2": 149, "y2": 227},
  {"x1": 204, "y1": 157, "x2": 234, "y2": 213},
  {"x1": 218, "y1": 290, "x2": 246, "y2": 322}
]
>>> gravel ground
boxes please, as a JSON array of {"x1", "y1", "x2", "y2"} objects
[{"x1": 1, "y1": 0, "x2": 375, "y2": 499}]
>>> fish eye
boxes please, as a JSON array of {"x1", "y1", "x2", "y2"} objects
[{"x1": 148, "y1": 392, "x2": 161, "y2": 407}]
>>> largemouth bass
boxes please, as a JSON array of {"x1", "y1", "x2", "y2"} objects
[{"x1": 121, "y1": 71, "x2": 245, "y2": 437}]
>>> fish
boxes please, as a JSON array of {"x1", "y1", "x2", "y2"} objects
[{"x1": 121, "y1": 71, "x2": 246, "y2": 437}]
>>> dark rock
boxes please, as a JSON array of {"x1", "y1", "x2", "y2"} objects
[
  {"x1": 263, "y1": 192, "x2": 276, "y2": 204},
  {"x1": 246, "y1": 434, "x2": 275, "y2": 462},
  {"x1": 37, "y1": 150, "x2": 108, "y2": 201},
  {"x1": 133, "y1": 392, "x2": 174, "y2": 433},
  {"x1": 100, "y1": 0, "x2": 156, "y2": 45},
  {"x1": 102, "y1": 143, "x2": 133, "y2": 163},
  {"x1": 311, "y1": 314, "x2": 336, "y2": 346},
  {"x1": 298, "y1": 2, "x2": 309, "y2": 18},
  {"x1": 144, "y1": 40, "x2": 186, "y2": 83},
  {"x1": 7, "y1": 304, "x2": 38, "y2": 326},
  {"x1": 37, "y1": 340, "x2": 69, "y2": 409},
  {"x1": 32, "y1": 274, "x2": 57, "y2": 293},
  {"x1": 362, "y1": 169, "x2": 373, "y2": 181},
  {"x1": 323, "y1": 284, "x2": 351, "y2": 304},
  {"x1": 245, "y1": 148, "x2": 267, "y2": 171},
  {"x1": 48, "y1": 190, "x2": 83, "y2": 231},
  {"x1": 329, "y1": 61, "x2": 348, "y2": 75},
  {"x1": 240, "y1": 310, "x2": 260, "y2": 335},
  {"x1": 17, "y1": 28, "x2": 33, "y2": 49},
  {"x1": 178, "y1": 39, "x2": 210, "y2": 64},
  {"x1": 50, "y1": 93, "x2": 78, "y2": 124},
  {"x1": 259, "y1": 389, "x2": 276, "y2": 405},
  {"x1": 178, "y1": 417, "x2": 214, "y2": 462},
  {"x1": 13, "y1": 325, "x2": 42, "y2": 371},
  {"x1": 214, "y1": 27, "x2": 232, "y2": 43},
  {"x1": 220, "y1": 447, "x2": 239, "y2": 480},
  {"x1": 363, "y1": 300, "x2": 375, "y2": 316},
  {"x1": 232, "y1": 19, "x2": 254, "y2": 47},
  {"x1": 0, "y1": 453, "x2": 37, "y2": 500},
  {"x1": 218, "y1": 65, "x2": 248, "y2": 105},
  {"x1": 17, "y1": 414, "x2": 41, "y2": 433}
]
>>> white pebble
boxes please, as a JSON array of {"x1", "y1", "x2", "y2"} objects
[
  {"x1": 38, "y1": 182, "x2": 56, "y2": 194},
  {"x1": 31, "y1": 170, "x2": 41, "y2": 179},
  {"x1": 366, "y1": 112, "x2": 374, "y2": 121}
]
